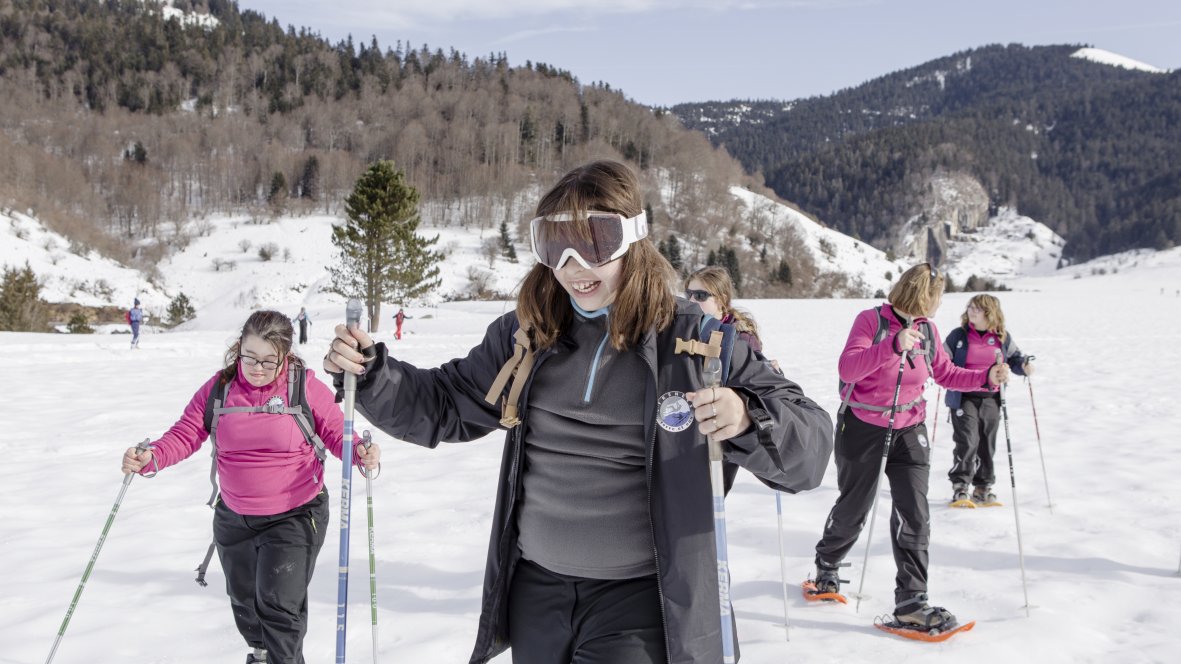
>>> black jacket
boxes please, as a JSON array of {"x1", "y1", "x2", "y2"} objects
[{"x1": 347, "y1": 300, "x2": 834, "y2": 663}]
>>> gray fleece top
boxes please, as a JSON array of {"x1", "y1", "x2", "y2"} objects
[{"x1": 517, "y1": 303, "x2": 656, "y2": 579}]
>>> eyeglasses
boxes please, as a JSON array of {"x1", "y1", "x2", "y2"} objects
[
  {"x1": 239, "y1": 354, "x2": 280, "y2": 371},
  {"x1": 685, "y1": 289, "x2": 712, "y2": 303},
  {"x1": 529, "y1": 210, "x2": 648, "y2": 269}
]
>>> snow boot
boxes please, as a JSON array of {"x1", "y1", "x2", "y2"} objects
[
  {"x1": 813, "y1": 559, "x2": 849, "y2": 595},
  {"x1": 972, "y1": 485, "x2": 998, "y2": 505},
  {"x1": 893, "y1": 593, "x2": 956, "y2": 630},
  {"x1": 245, "y1": 648, "x2": 267, "y2": 664},
  {"x1": 950, "y1": 483, "x2": 974, "y2": 507}
]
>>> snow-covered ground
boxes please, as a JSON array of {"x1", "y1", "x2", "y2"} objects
[
  {"x1": 3, "y1": 242, "x2": 1180, "y2": 663},
  {"x1": 1070, "y1": 47, "x2": 1169, "y2": 74}
]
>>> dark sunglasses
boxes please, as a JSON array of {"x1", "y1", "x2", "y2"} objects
[{"x1": 685, "y1": 289, "x2": 712, "y2": 303}]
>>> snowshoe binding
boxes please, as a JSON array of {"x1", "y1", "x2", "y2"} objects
[
  {"x1": 802, "y1": 559, "x2": 849, "y2": 603},
  {"x1": 245, "y1": 648, "x2": 268, "y2": 664},
  {"x1": 972, "y1": 485, "x2": 1002, "y2": 507},
  {"x1": 949, "y1": 483, "x2": 976, "y2": 508},
  {"x1": 874, "y1": 593, "x2": 975, "y2": 642}
]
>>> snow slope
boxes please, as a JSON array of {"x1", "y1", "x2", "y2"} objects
[
  {"x1": 2, "y1": 245, "x2": 1179, "y2": 663},
  {"x1": 943, "y1": 207, "x2": 1066, "y2": 284},
  {"x1": 1071, "y1": 47, "x2": 1168, "y2": 74}
]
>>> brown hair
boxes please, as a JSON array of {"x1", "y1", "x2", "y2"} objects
[
  {"x1": 220, "y1": 310, "x2": 301, "y2": 382},
  {"x1": 516, "y1": 160, "x2": 677, "y2": 350},
  {"x1": 685, "y1": 265, "x2": 761, "y2": 343},
  {"x1": 888, "y1": 263, "x2": 946, "y2": 317},
  {"x1": 961, "y1": 293, "x2": 1007, "y2": 340}
]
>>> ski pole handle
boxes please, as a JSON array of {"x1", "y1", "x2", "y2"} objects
[{"x1": 359, "y1": 430, "x2": 380, "y2": 480}]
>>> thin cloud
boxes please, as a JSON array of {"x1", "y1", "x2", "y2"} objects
[{"x1": 492, "y1": 26, "x2": 597, "y2": 45}]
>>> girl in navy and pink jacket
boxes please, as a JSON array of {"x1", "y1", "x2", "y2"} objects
[
  {"x1": 121, "y1": 310, "x2": 380, "y2": 664},
  {"x1": 809, "y1": 264, "x2": 1010, "y2": 631},
  {"x1": 943, "y1": 294, "x2": 1033, "y2": 506}
]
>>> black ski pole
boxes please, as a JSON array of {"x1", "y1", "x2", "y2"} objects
[
  {"x1": 46, "y1": 439, "x2": 155, "y2": 664},
  {"x1": 997, "y1": 350, "x2": 1031, "y2": 616},
  {"x1": 853, "y1": 324, "x2": 911, "y2": 613}
]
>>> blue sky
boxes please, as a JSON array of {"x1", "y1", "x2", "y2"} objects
[{"x1": 236, "y1": 0, "x2": 1181, "y2": 107}]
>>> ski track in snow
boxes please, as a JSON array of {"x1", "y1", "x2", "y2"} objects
[{"x1": 3, "y1": 252, "x2": 1181, "y2": 663}]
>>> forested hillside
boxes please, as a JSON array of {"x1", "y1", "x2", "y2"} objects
[
  {"x1": 0, "y1": 0, "x2": 818, "y2": 295},
  {"x1": 674, "y1": 44, "x2": 1181, "y2": 261}
]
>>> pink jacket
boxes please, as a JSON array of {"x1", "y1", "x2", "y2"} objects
[
  {"x1": 145, "y1": 363, "x2": 359, "y2": 515},
  {"x1": 838, "y1": 304, "x2": 990, "y2": 429}
]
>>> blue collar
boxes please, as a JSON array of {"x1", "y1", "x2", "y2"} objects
[{"x1": 570, "y1": 297, "x2": 610, "y2": 319}]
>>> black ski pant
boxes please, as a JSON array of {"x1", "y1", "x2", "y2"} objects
[
  {"x1": 815, "y1": 412, "x2": 931, "y2": 605},
  {"x1": 508, "y1": 559, "x2": 667, "y2": 664},
  {"x1": 947, "y1": 394, "x2": 1001, "y2": 488},
  {"x1": 298, "y1": 321, "x2": 308, "y2": 345},
  {"x1": 214, "y1": 490, "x2": 329, "y2": 664}
]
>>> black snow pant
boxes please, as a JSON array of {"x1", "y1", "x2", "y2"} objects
[
  {"x1": 815, "y1": 412, "x2": 932, "y2": 605},
  {"x1": 947, "y1": 394, "x2": 1001, "y2": 488},
  {"x1": 298, "y1": 321, "x2": 308, "y2": 344},
  {"x1": 508, "y1": 559, "x2": 667, "y2": 664},
  {"x1": 214, "y1": 490, "x2": 329, "y2": 664}
]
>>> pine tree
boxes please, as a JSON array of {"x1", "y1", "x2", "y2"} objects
[
  {"x1": 775, "y1": 260, "x2": 792, "y2": 285},
  {"x1": 665, "y1": 233, "x2": 683, "y2": 271},
  {"x1": 167, "y1": 292, "x2": 196, "y2": 327},
  {"x1": 0, "y1": 263, "x2": 49, "y2": 332},
  {"x1": 329, "y1": 161, "x2": 441, "y2": 331},
  {"x1": 499, "y1": 218, "x2": 518, "y2": 262}
]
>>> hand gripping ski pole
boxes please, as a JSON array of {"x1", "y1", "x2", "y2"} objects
[
  {"x1": 360, "y1": 430, "x2": 381, "y2": 663},
  {"x1": 853, "y1": 322, "x2": 911, "y2": 613},
  {"x1": 702, "y1": 358, "x2": 736, "y2": 664},
  {"x1": 997, "y1": 350, "x2": 1032, "y2": 616},
  {"x1": 1024, "y1": 362, "x2": 1054, "y2": 512},
  {"x1": 46, "y1": 439, "x2": 155, "y2": 664},
  {"x1": 336, "y1": 298, "x2": 364, "y2": 663}
]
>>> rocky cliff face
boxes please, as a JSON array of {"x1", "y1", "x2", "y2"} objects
[{"x1": 897, "y1": 171, "x2": 990, "y2": 266}]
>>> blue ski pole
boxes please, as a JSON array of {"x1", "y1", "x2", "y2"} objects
[
  {"x1": 703, "y1": 357, "x2": 736, "y2": 664},
  {"x1": 336, "y1": 298, "x2": 364, "y2": 663}
]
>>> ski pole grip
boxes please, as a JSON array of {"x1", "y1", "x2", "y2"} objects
[
  {"x1": 359, "y1": 430, "x2": 380, "y2": 480},
  {"x1": 346, "y1": 298, "x2": 363, "y2": 330},
  {"x1": 135, "y1": 437, "x2": 159, "y2": 478}
]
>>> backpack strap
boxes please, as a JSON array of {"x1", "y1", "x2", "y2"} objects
[
  {"x1": 484, "y1": 322, "x2": 535, "y2": 428},
  {"x1": 838, "y1": 307, "x2": 889, "y2": 414}
]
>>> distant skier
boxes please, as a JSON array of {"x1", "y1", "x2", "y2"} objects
[
  {"x1": 944, "y1": 294, "x2": 1033, "y2": 507},
  {"x1": 127, "y1": 298, "x2": 143, "y2": 349},
  {"x1": 293, "y1": 306, "x2": 311, "y2": 344},
  {"x1": 393, "y1": 307, "x2": 411, "y2": 340},
  {"x1": 120, "y1": 310, "x2": 381, "y2": 664}
]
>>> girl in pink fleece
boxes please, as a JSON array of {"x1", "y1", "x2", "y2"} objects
[
  {"x1": 121, "y1": 310, "x2": 380, "y2": 664},
  {"x1": 808, "y1": 265, "x2": 1009, "y2": 631}
]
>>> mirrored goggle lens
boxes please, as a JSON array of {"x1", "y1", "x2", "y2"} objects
[{"x1": 532, "y1": 214, "x2": 626, "y2": 268}]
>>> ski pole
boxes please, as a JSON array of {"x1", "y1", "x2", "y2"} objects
[
  {"x1": 1024, "y1": 364, "x2": 1054, "y2": 512},
  {"x1": 46, "y1": 439, "x2": 154, "y2": 664},
  {"x1": 854, "y1": 325, "x2": 910, "y2": 613},
  {"x1": 359, "y1": 430, "x2": 381, "y2": 663},
  {"x1": 997, "y1": 350, "x2": 1031, "y2": 616},
  {"x1": 774, "y1": 491, "x2": 791, "y2": 641},
  {"x1": 930, "y1": 387, "x2": 942, "y2": 446},
  {"x1": 336, "y1": 298, "x2": 364, "y2": 663},
  {"x1": 702, "y1": 357, "x2": 736, "y2": 664}
]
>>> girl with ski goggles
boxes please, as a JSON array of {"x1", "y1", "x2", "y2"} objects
[{"x1": 528, "y1": 210, "x2": 648, "y2": 269}]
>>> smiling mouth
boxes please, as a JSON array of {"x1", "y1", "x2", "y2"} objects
[{"x1": 570, "y1": 280, "x2": 599, "y2": 295}]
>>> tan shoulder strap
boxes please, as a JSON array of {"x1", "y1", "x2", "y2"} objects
[
  {"x1": 483, "y1": 323, "x2": 535, "y2": 428},
  {"x1": 674, "y1": 330, "x2": 724, "y2": 358}
]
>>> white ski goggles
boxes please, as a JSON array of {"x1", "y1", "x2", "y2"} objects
[{"x1": 529, "y1": 210, "x2": 649, "y2": 269}]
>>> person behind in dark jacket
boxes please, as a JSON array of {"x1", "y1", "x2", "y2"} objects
[
  {"x1": 684, "y1": 266, "x2": 763, "y2": 354},
  {"x1": 809, "y1": 264, "x2": 1010, "y2": 631},
  {"x1": 943, "y1": 294, "x2": 1033, "y2": 506},
  {"x1": 323, "y1": 160, "x2": 833, "y2": 664}
]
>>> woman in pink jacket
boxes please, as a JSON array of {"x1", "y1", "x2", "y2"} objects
[
  {"x1": 121, "y1": 310, "x2": 381, "y2": 664},
  {"x1": 807, "y1": 265, "x2": 1009, "y2": 631}
]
